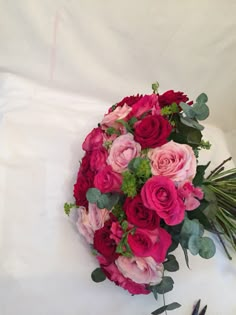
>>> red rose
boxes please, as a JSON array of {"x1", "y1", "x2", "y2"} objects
[
  {"x1": 82, "y1": 127, "x2": 104, "y2": 152},
  {"x1": 93, "y1": 225, "x2": 118, "y2": 261},
  {"x1": 109, "y1": 94, "x2": 143, "y2": 112},
  {"x1": 158, "y1": 90, "x2": 193, "y2": 108},
  {"x1": 134, "y1": 115, "x2": 172, "y2": 149},
  {"x1": 124, "y1": 195, "x2": 160, "y2": 230},
  {"x1": 90, "y1": 148, "x2": 108, "y2": 172},
  {"x1": 97, "y1": 256, "x2": 150, "y2": 295},
  {"x1": 141, "y1": 176, "x2": 186, "y2": 226},
  {"x1": 127, "y1": 227, "x2": 171, "y2": 263},
  {"x1": 73, "y1": 170, "x2": 95, "y2": 207},
  {"x1": 94, "y1": 165, "x2": 122, "y2": 193},
  {"x1": 130, "y1": 94, "x2": 160, "y2": 118},
  {"x1": 79, "y1": 152, "x2": 91, "y2": 174}
]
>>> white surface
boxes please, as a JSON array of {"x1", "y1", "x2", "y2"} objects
[
  {"x1": 0, "y1": 74, "x2": 236, "y2": 315},
  {"x1": 0, "y1": 1, "x2": 236, "y2": 314}
]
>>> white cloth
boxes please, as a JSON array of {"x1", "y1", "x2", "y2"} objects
[{"x1": 0, "y1": 73, "x2": 235, "y2": 315}]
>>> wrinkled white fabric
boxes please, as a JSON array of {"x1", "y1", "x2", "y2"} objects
[{"x1": 0, "y1": 73, "x2": 235, "y2": 315}]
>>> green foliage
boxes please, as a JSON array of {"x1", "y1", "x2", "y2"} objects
[
  {"x1": 121, "y1": 171, "x2": 137, "y2": 197},
  {"x1": 152, "y1": 81, "x2": 159, "y2": 94},
  {"x1": 198, "y1": 237, "x2": 216, "y2": 259},
  {"x1": 180, "y1": 217, "x2": 216, "y2": 259},
  {"x1": 86, "y1": 188, "x2": 120, "y2": 210},
  {"x1": 91, "y1": 268, "x2": 106, "y2": 283},
  {"x1": 116, "y1": 227, "x2": 134, "y2": 258},
  {"x1": 180, "y1": 116, "x2": 204, "y2": 131},
  {"x1": 64, "y1": 202, "x2": 75, "y2": 216},
  {"x1": 200, "y1": 139, "x2": 211, "y2": 150},
  {"x1": 106, "y1": 127, "x2": 121, "y2": 136},
  {"x1": 86, "y1": 188, "x2": 102, "y2": 204},
  {"x1": 151, "y1": 302, "x2": 181, "y2": 315},
  {"x1": 179, "y1": 93, "x2": 209, "y2": 122},
  {"x1": 160, "y1": 103, "x2": 179, "y2": 116},
  {"x1": 112, "y1": 203, "x2": 126, "y2": 222},
  {"x1": 163, "y1": 255, "x2": 179, "y2": 272},
  {"x1": 192, "y1": 162, "x2": 211, "y2": 186},
  {"x1": 128, "y1": 157, "x2": 151, "y2": 180},
  {"x1": 153, "y1": 276, "x2": 174, "y2": 294},
  {"x1": 128, "y1": 117, "x2": 138, "y2": 128}
]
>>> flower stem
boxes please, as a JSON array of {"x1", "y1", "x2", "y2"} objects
[{"x1": 206, "y1": 157, "x2": 232, "y2": 179}]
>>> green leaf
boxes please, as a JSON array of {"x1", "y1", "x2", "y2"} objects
[
  {"x1": 148, "y1": 285, "x2": 158, "y2": 301},
  {"x1": 86, "y1": 188, "x2": 101, "y2": 203},
  {"x1": 91, "y1": 268, "x2": 106, "y2": 283},
  {"x1": 128, "y1": 157, "x2": 142, "y2": 172},
  {"x1": 199, "y1": 237, "x2": 216, "y2": 259},
  {"x1": 151, "y1": 302, "x2": 181, "y2": 315},
  {"x1": 154, "y1": 276, "x2": 174, "y2": 294},
  {"x1": 64, "y1": 202, "x2": 75, "y2": 216},
  {"x1": 188, "y1": 235, "x2": 201, "y2": 255},
  {"x1": 182, "y1": 246, "x2": 190, "y2": 269},
  {"x1": 179, "y1": 102, "x2": 196, "y2": 118},
  {"x1": 163, "y1": 255, "x2": 179, "y2": 272},
  {"x1": 116, "y1": 119, "x2": 132, "y2": 133},
  {"x1": 192, "y1": 103, "x2": 209, "y2": 121},
  {"x1": 97, "y1": 193, "x2": 110, "y2": 209},
  {"x1": 152, "y1": 81, "x2": 159, "y2": 94},
  {"x1": 180, "y1": 116, "x2": 204, "y2": 131},
  {"x1": 187, "y1": 201, "x2": 212, "y2": 230},
  {"x1": 187, "y1": 129, "x2": 202, "y2": 145},
  {"x1": 167, "y1": 239, "x2": 179, "y2": 253},
  {"x1": 128, "y1": 117, "x2": 138, "y2": 128},
  {"x1": 193, "y1": 162, "x2": 211, "y2": 186},
  {"x1": 196, "y1": 93, "x2": 208, "y2": 104}
]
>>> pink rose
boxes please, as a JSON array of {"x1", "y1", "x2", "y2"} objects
[
  {"x1": 131, "y1": 94, "x2": 160, "y2": 118},
  {"x1": 127, "y1": 227, "x2": 172, "y2": 263},
  {"x1": 141, "y1": 176, "x2": 186, "y2": 226},
  {"x1": 98, "y1": 256, "x2": 150, "y2": 295},
  {"x1": 76, "y1": 204, "x2": 110, "y2": 244},
  {"x1": 116, "y1": 256, "x2": 163, "y2": 285},
  {"x1": 110, "y1": 221, "x2": 123, "y2": 244},
  {"x1": 107, "y1": 133, "x2": 141, "y2": 173},
  {"x1": 82, "y1": 128, "x2": 104, "y2": 152},
  {"x1": 90, "y1": 148, "x2": 108, "y2": 172},
  {"x1": 148, "y1": 141, "x2": 197, "y2": 182},
  {"x1": 94, "y1": 165, "x2": 122, "y2": 193},
  {"x1": 101, "y1": 104, "x2": 132, "y2": 130},
  {"x1": 178, "y1": 181, "x2": 204, "y2": 211}
]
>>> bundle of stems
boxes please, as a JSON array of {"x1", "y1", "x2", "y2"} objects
[{"x1": 205, "y1": 158, "x2": 236, "y2": 257}]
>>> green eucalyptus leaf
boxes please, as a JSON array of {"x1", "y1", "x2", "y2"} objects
[
  {"x1": 97, "y1": 194, "x2": 110, "y2": 209},
  {"x1": 196, "y1": 93, "x2": 208, "y2": 104},
  {"x1": 163, "y1": 255, "x2": 179, "y2": 272},
  {"x1": 199, "y1": 237, "x2": 216, "y2": 259},
  {"x1": 180, "y1": 116, "x2": 204, "y2": 131},
  {"x1": 192, "y1": 103, "x2": 210, "y2": 121},
  {"x1": 151, "y1": 302, "x2": 181, "y2": 315},
  {"x1": 182, "y1": 246, "x2": 190, "y2": 269},
  {"x1": 86, "y1": 188, "x2": 102, "y2": 203},
  {"x1": 188, "y1": 235, "x2": 201, "y2": 255},
  {"x1": 91, "y1": 268, "x2": 106, "y2": 283},
  {"x1": 179, "y1": 102, "x2": 196, "y2": 118},
  {"x1": 154, "y1": 276, "x2": 174, "y2": 294}
]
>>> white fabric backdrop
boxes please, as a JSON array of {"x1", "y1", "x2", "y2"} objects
[{"x1": 0, "y1": 1, "x2": 236, "y2": 314}]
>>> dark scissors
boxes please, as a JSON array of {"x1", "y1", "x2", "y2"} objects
[{"x1": 192, "y1": 299, "x2": 207, "y2": 315}]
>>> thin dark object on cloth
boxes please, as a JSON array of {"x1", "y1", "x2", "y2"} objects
[
  {"x1": 192, "y1": 299, "x2": 201, "y2": 315},
  {"x1": 192, "y1": 299, "x2": 207, "y2": 315},
  {"x1": 199, "y1": 305, "x2": 207, "y2": 315}
]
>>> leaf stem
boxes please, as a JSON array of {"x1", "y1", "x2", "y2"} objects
[{"x1": 211, "y1": 221, "x2": 232, "y2": 260}]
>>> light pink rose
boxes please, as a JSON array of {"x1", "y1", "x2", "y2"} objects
[
  {"x1": 76, "y1": 204, "x2": 110, "y2": 244},
  {"x1": 97, "y1": 256, "x2": 150, "y2": 295},
  {"x1": 116, "y1": 256, "x2": 163, "y2": 285},
  {"x1": 101, "y1": 104, "x2": 132, "y2": 130},
  {"x1": 148, "y1": 141, "x2": 197, "y2": 182},
  {"x1": 178, "y1": 181, "x2": 204, "y2": 211},
  {"x1": 107, "y1": 133, "x2": 141, "y2": 173}
]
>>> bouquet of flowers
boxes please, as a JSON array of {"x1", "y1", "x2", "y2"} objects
[{"x1": 65, "y1": 83, "x2": 236, "y2": 314}]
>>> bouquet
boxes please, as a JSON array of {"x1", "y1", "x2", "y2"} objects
[{"x1": 65, "y1": 83, "x2": 236, "y2": 314}]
